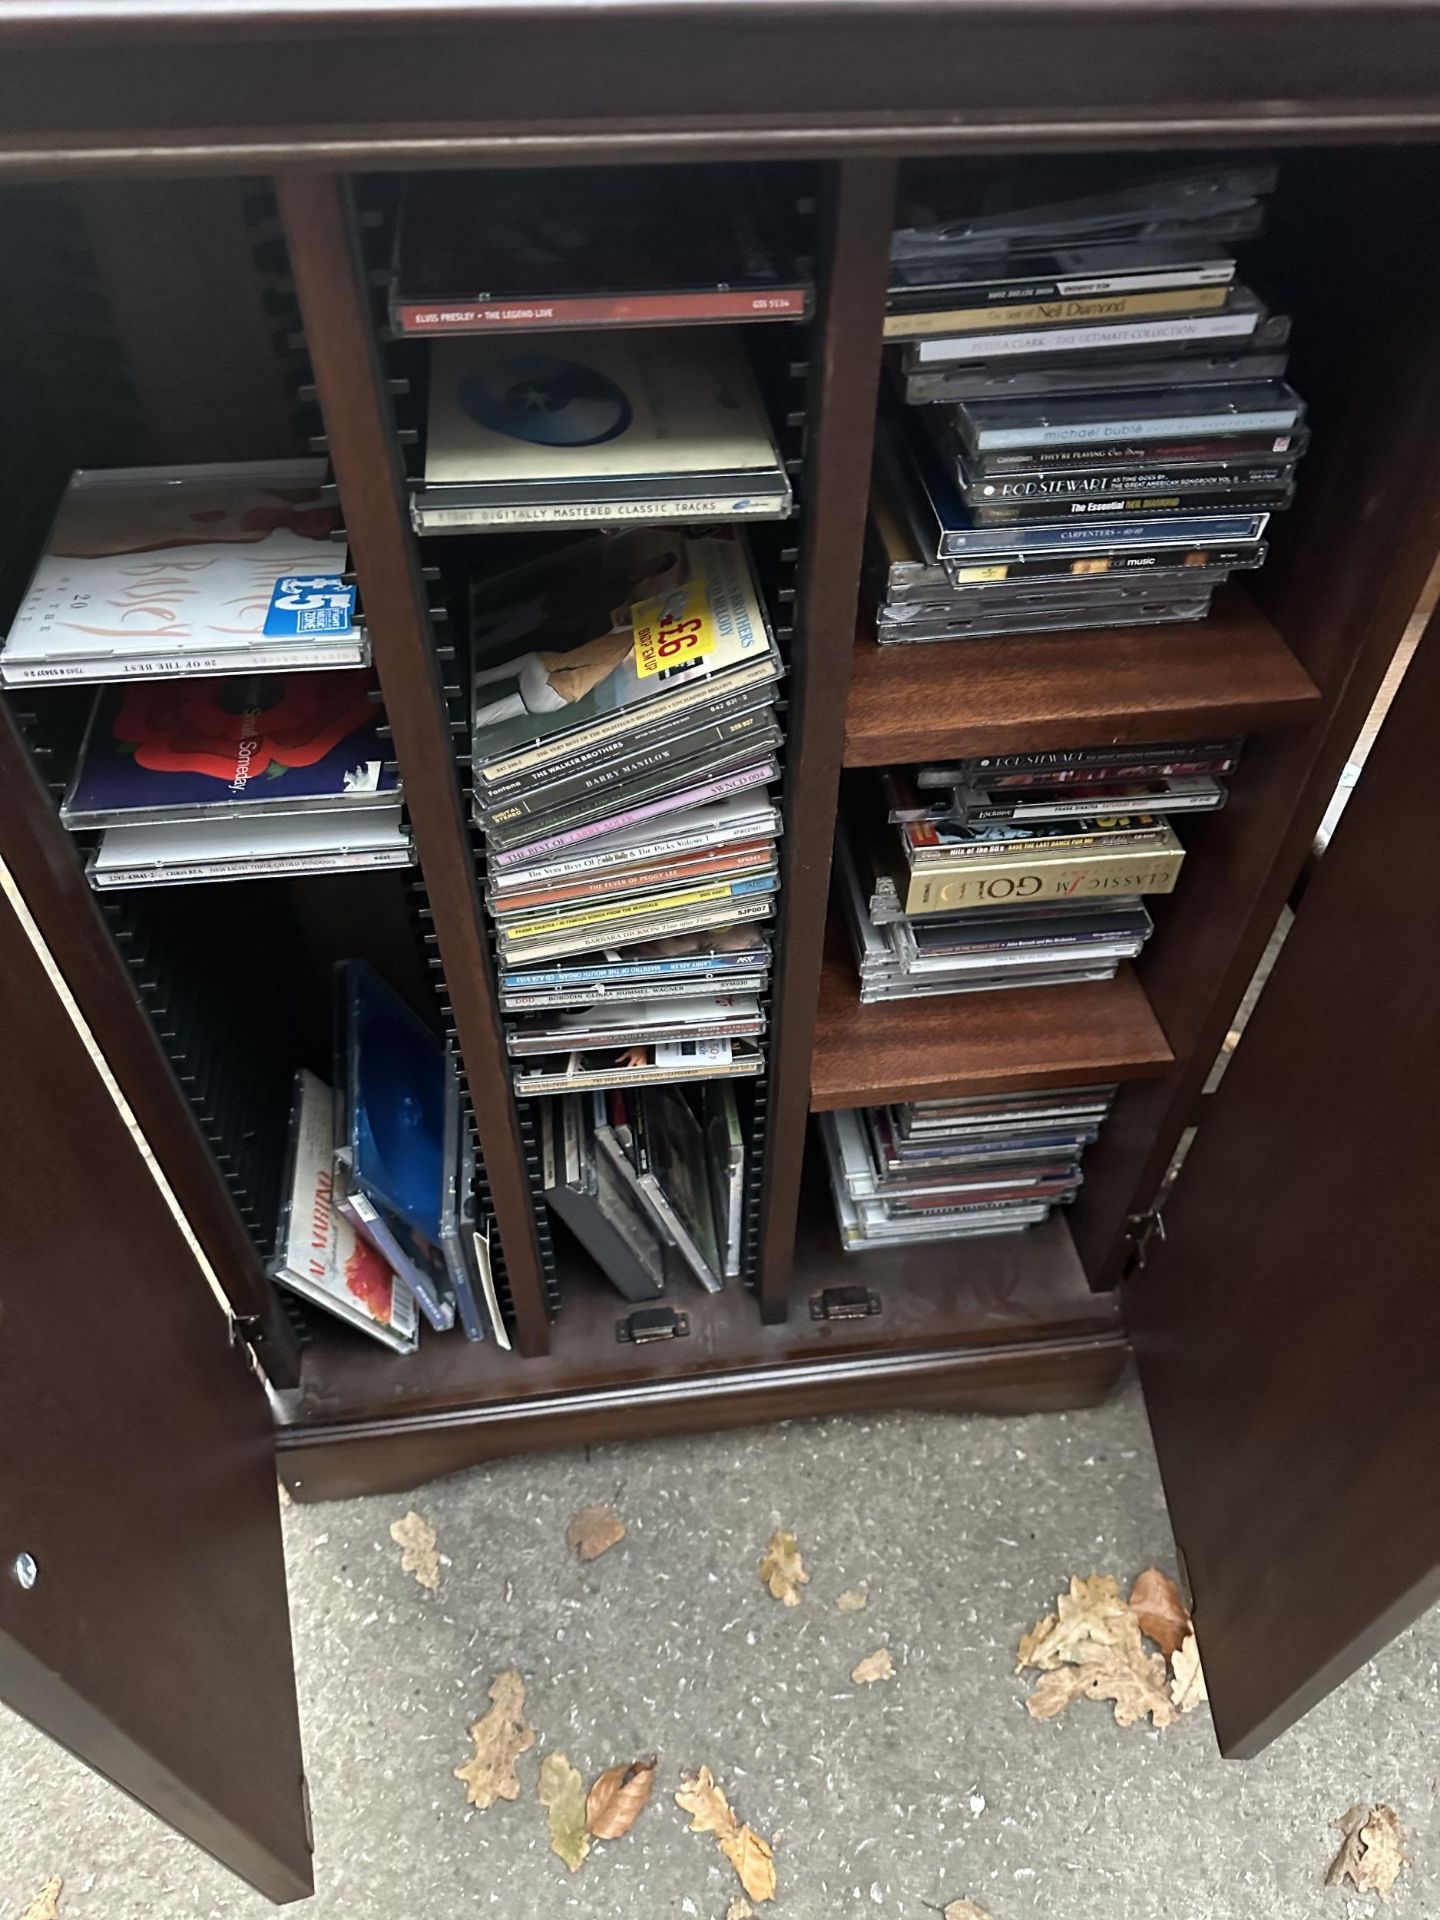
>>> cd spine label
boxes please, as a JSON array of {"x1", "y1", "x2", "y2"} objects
[
  {"x1": 911, "y1": 309, "x2": 1262, "y2": 366},
  {"x1": 885, "y1": 285, "x2": 1230, "y2": 340},
  {"x1": 907, "y1": 849, "x2": 1185, "y2": 914},
  {"x1": 396, "y1": 288, "x2": 810, "y2": 333},
  {"x1": 415, "y1": 495, "x2": 790, "y2": 531}
]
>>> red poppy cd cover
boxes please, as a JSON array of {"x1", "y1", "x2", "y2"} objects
[{"x1": 61, "y1": 668, "x2": 398, "y2": 829}]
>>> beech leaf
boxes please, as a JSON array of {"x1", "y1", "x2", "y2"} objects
[
  {"x1": 1170, "y1": 1630, "x2": 1209, "y2": 1715},
  {"x1": 944, "y1": 1903, "x2": 994, "y2": 1920},
  {"x1": 1016, "y1": 1574, "x2": 1143, "y2": 1673},
  {"x1": 1128, "y1": 1567, "x2": 1191, "y2": 1660},
  {"x1": 851, "y1": 1648, "x2": 895, "y2": 1686},
  {"x1": 453, "y1": 1670, "x2": 536, "y2": 1808},
  {"x1": 389, "y1": 1511, "x2": 440, "y2": 1592},
  {"x1": 758, "y1": 1530, "x2": 808, "y2": 1606},
  {"x1": 536, "y1": 1753, "x2": 591, "y2": 1871},
  {"x1": 566, "y1": 1504, "x2": 626, "y2": 1561},
  {"x1": 725, "y1": 1901, "x2": 755, "y2": 1920},
  {"x1": 836, "y1": 1588, "x2": 868, "y2": 1612},
  {"x1": 1326, "y1": 1803, "x2": 1408, "y2": 1900},
  {"x1": 19, "y1": 1878, "x2": 62, "y2": 1920},
  {"x1": 676, "y1": 1766, "x2": 776, "y2": 1903},
  {"x1": 586, "y1": 1755, "x2": 656, "y2": 1839}
]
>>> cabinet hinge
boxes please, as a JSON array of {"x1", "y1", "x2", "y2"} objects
[
  {"x1": 1124, "y1": 1207, "x2": 1168, "y2": 1276},
  {"x1": 228, "y1": 1312, "x2": 269, "y2": 1381}
]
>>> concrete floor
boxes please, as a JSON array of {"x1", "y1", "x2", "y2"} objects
[{"x1": 1, "y1": 1375, "x2": 1434, "y2": 1919}]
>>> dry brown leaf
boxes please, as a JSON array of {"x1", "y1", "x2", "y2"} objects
[
  {"x1": 1128, "y1": 1567, "x2": 1191, "y2": 1660},
  {"x1": 19, "y1": 1877, "x2": 62, "y2": 1920},
  {"x1": 676, "y1": 1764, "x2": 739, "y2": 1838},
  {"x1": 943, "y1": 1902, "x2": 994, "y2": 1920},
  {"x1": 836, "y1": 1588, "x2": 868, "y2": 1612},
  {"x1": 725, "y1": 1900, "x2": 755, "y2": 1920},
  {"x1": 1016, "y1": 1574, "x2": 1142, "y2": 1672},
  {"x1": 453, "y1": 1671, "x2": 536, "y2": 1807},
  {"x1": 586, "y1": 1755, "x2": 656, "y2": 1839},
  {"x1": 277, "y1": 1480, "x2": 293, "y2": 1510},
  {"x1": 537, "y1": 1753, "x2": 591, "y2": 1872},
  {"x1": 1169, "y1": 1630, "x2": 1208, "y2": 1715},
  {"x1": 1026, "y1": 1642, "x2": 1177, "y2": 1729},
  {"x1": 758, "y1": 1530, "x2": 808, "y2": 1606},
  {"x1": 389, "y1": 1511, "x2": 440, "y2": 1592},
  {"x1": 1326, "y1": 1803, "x2": 1408, "y2": 1900},
  {"x1": 676, "y1": 1766, "x2": 776, "y2": 1903},
  {"x1": 851, "y1": 1648, "x2": 895, "y2": 1686},
  {"x1": 720, "y1": 1825, "x2": 777, "y2": 1904},
  {"x1": 566, "y1": 1504, "x2": 626, "y2": 1561}
]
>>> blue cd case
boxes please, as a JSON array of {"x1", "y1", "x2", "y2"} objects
[{"x1": 333, "y1": 959, "x2": 456, "y2": 1332}]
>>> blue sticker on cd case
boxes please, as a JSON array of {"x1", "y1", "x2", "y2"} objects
[{"x1": 263, "y1": 574, "x2": 357, "y2": 637}]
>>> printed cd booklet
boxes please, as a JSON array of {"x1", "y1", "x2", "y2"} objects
[{"x1": 1, "y1": 460, "x2": 363, "y2": 686}]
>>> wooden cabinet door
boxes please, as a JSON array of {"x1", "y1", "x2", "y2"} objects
[
  {"x1": 1127, "y1": 606, "x2": 1440, "y2": 1757},
  {"x1": 0, "y1": 865, "x2": 313, "y2": 1902}
]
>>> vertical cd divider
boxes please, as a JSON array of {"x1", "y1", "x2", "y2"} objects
[
  {"x1": 754, "y1": 158, "x2": 896, "y2": 1324},
  {"x1": 276, "y1": 169, "x2": 553, "y2": 1360}
]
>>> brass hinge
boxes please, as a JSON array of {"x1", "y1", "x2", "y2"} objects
[{"x1": 1124, "y1": 1207, "x2": 1167, "y2": 1276}]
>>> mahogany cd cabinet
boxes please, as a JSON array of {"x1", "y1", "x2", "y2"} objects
[{"x1": 1, "y1": 3, "x2": 1438, "y2": 1904}]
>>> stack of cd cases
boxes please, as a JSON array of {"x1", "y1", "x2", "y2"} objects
[
  {"x1": 468, "y1": 524, "x2": 782, "y2": 1097},
  {"x1": 869, "y1": 158, "x2": 1309, "y2": 642},
  {"x1": 819, "y1": 1086, "x2": 1117, "y2": 1251},
  {"x1": 1, "y1": 460, "x2": 414, "y2": 890},
  {"x1": 833, "y1": 737, "x2": 1240, "y2": 1000},
  {"x1": 270, "y1": 960, "x2": 510, "y2": 1349},
  {"x1": 540, "y1": 1082, "x2": 745, "y2": 1300},
  {"x1": 58, "y1": 669, "x2": 413, "y2": 889}
]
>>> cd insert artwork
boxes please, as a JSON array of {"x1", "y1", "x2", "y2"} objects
[{"x1": 458, "y1": 354, "x2": 634, "y2": 446}]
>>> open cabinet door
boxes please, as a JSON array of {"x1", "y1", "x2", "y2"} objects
[
  {"x1": 1127, "y1": 606, "x2": 1440, "y2": 1758},
  {"x1": 0, "y1": 866, "x2": 313, "y2": 1901}
]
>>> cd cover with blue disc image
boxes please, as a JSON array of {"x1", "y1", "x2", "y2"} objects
[{"x1": 335, "y1": 959, "x2": 455, "y2": 1331}]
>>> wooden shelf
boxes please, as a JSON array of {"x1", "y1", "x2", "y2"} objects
[
  {"x1": 275, "y1": 1140, "x2": 1124, "y2": 1496},
  {"x1": 844, "y1": 583, "x2": 1322, "y2": 767},
  {"x1": 811, "y1": 910, "x2": 1173, "y2": 1110}
]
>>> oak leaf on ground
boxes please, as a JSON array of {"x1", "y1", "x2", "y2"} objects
[
  {"x1": 676, "y1": 1766, "x2": 776, "y2": 1903},
  {"x1": 19, "y1": 1877, "x2": 62, "y2": 1920},
  {"x1": 1015, "y1": 1574, "x2": 1144, "y2": 1673},
  {"x1": 1326, "y1": 1803, "x2": 1408, "y2": 1900},
  {"x1": 537, "y1": 1753, "x2": 591, "y2": 1871},
  {"x1": 1025, "y1": 1641, "x2": 1178, "y2": 1730},
  {"x1": 851, "y1": 1649, "x2": 895, "y2": 1686},
  {"x1": 836, "y1": 1588, "x2": 868, "y2": 1612},
  {"x1": 389, "y1": 1511, "x2": 440, "y2": 1592},
  {"x1": 453, "y1": 1671, "x2": 536, "y2": 1808},
  {"x1": 943, "y1": 1902, "x2": 994, "y2": 1920},
  {"x1": 566, "y1": 1505, "x2": 626, "y2": 1561},
  {"x1": 1169, "y1": 1630, "x2": 1208, "y2": 1715},
  {"x1": 758, "y1": 1530, "x2": 808, "y2": 1606},
  {"x1": 1128, "y1": 1567, "x2": 1191, "y2": 1661},
  {"x1": 586, "y1": 1755, "x2": 656, "y2": 1839}
]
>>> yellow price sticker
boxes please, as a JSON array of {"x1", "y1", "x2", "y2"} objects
[
  {"x1": 631, "y1": 578, "x2": 716, "y2": 679},
  {"x1": 949, "y1": 564, "x2": 1010, "y2": 583}
]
